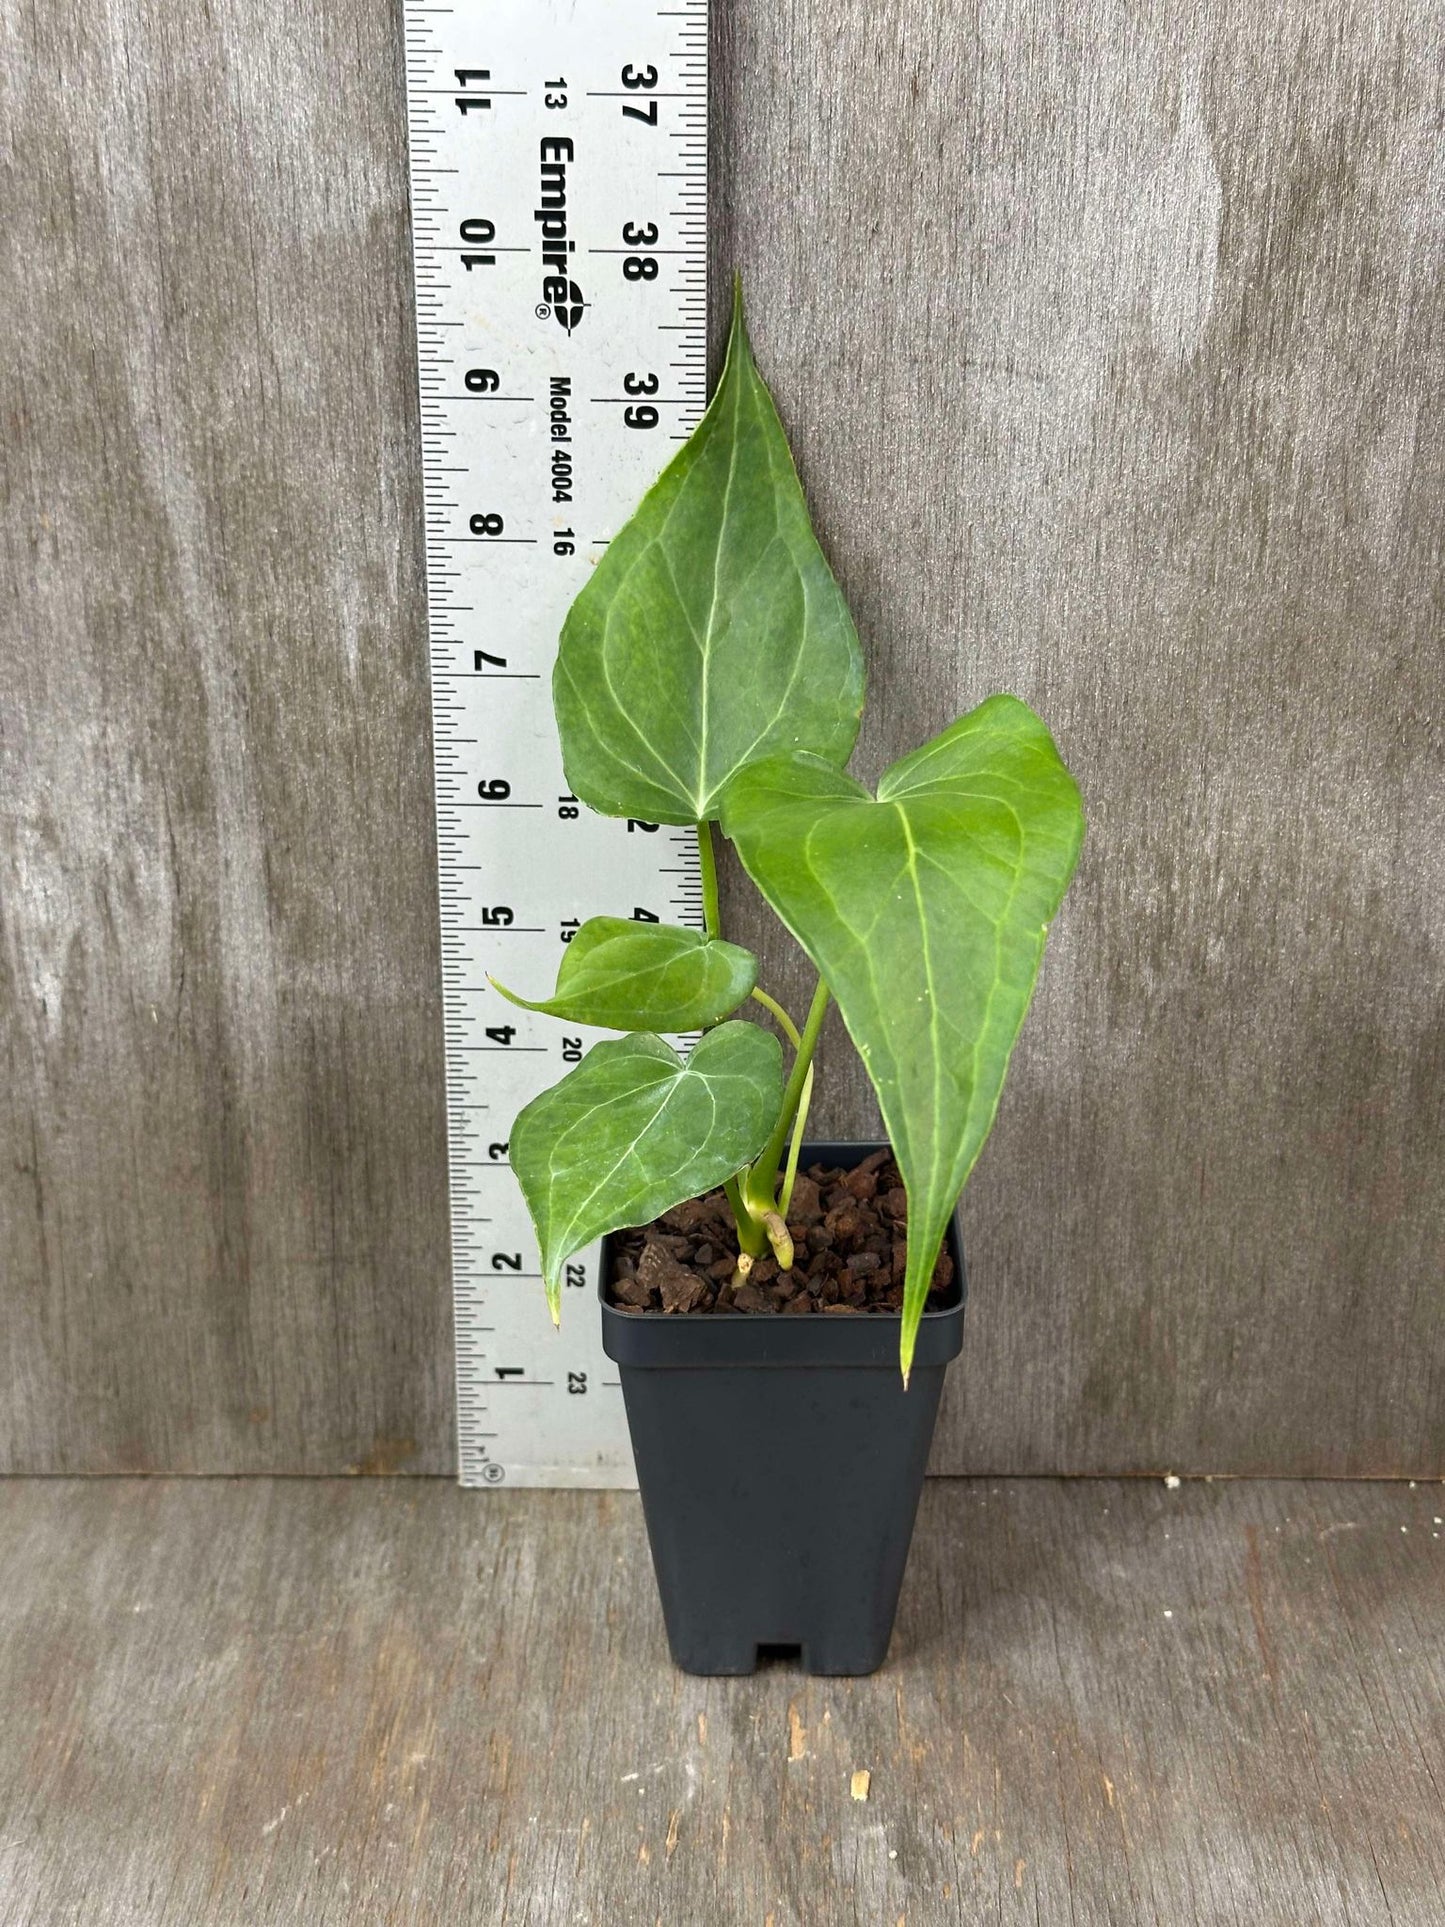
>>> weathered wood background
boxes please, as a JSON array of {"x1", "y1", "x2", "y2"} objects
[{"x1": 2, "y1": 0, "x2": 1441, "y2": 1474}]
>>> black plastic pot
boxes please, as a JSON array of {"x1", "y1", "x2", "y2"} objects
[{"x1": 599, "y1": 1141, "x2": 966, "y2": 1676}]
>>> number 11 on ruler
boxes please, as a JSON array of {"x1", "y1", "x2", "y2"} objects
[{"x1": 401, "y1": 0, "x2": 709, "y2": 1485}]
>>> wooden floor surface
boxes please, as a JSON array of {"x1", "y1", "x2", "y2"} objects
[{"x1": 0, "y1": 1478, "x2": 1441, "y2": 1925}]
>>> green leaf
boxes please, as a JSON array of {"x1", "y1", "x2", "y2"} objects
[
  {"x1": 489, "y1": 917, "x2": 757, "y2": 1033},
  {"x1": 510, "y1": 1021, "x2": 784, "y2": 1318},
  {"x1": 553, "y1": 285, "x2": 864, "y2": 825},
  {"x1": 719, "y1": 694, "x2": 1084, "y2": 1378}
]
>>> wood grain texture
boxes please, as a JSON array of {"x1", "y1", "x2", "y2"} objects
[
  {"x1": 0, "y1": 0, "x2": 452, "y2": 1469},
  {"x1": 2, "y1": 0, "x2": 1442, "y2": 1472},
  {"x1": 709, "y1": 0, "x2": 1445, "y2": 1474},
  {"x1": 1, "y1": 1477, "x2": 1443, "y2": 1923}
]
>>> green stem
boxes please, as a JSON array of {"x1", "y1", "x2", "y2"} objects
[
  {"x1": 724, "y1": 1174, "x2": 766, "y2": 1257},
  {"x1": 778, "y1": 1063, "x2": 814, "y2": 1217},
  {"x1": 749, "y1": 987, "x2": 801, "y2": 1049},
  {"x1": 743, "y1": 977, "x2": 830, "y2": 1219},
  {"x1": 696, "y1": 821, "x2": 721, "y2": 939}
]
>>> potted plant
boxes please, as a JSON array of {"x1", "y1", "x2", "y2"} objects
[{"x1": 496, "y1": 287, "x2": 1084, "y2": 1675}]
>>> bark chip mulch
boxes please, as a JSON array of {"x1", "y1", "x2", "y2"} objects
[{"x1": 606, "y1": 1151, "x2": 955, "y2": 1316}]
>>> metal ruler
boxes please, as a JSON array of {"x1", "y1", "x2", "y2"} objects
[{"x1": 401, "y1": 0, "x2": 709, "y2": 1486}]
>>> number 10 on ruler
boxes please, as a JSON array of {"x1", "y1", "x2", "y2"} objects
[{"x1": 401, "y1": 0, "x2": 709, "y2": 1484}]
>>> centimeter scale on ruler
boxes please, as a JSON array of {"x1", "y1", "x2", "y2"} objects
[{"x1": 402, "y1": 0, "x2": 709, "y2": 1486}]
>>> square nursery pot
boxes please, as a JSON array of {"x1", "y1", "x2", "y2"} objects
[{"x1": 599, "y1": 1141, "x2": 966, "y2": 1676}]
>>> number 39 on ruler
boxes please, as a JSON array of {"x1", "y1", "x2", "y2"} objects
[{"x1": 401, "y1": 0, "x2": 709, "y2": 1486}]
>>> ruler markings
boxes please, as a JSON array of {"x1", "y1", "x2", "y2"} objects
[{"x1": 402, "y1": 0, "x2": 708, "y2": 1488}]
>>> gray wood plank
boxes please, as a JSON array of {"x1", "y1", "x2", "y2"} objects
[
  {"x1": 710, "y1": 0, "x2": 1445, "y2": 1477},
  {"x1": 0, "y1": 0, "x2": 452, "y2": 1471},
  {"x1": 2, "y1": 0, "x2": 1442, "y2": 1473},
  {"x1": 0, "y1": 1477, "x2": 1442, "y2": 1924}
]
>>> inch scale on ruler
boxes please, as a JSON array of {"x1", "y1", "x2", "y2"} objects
[{"x1": 402, "y1": 0, "x2": 709, "y2": 1487}]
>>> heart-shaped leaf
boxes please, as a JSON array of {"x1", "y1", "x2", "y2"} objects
[
  {"x1": 720, "y1": 694, "x2": 1084, "y2": 1377},
  {"x1": 511, "y1": 1021, "x2": 784, "y2": 1317},
  {"x1": 553, "y1": 287, "x2": 864, "y2": 825},
  {"x1": 490, "y1": 917, "x2": 757, "y2": 1033}
]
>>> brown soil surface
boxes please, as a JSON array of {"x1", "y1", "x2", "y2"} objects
[{"x1": 606, "y1": 1151, "x2": 955, "y2": 1316}]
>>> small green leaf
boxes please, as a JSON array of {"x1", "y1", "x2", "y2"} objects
[
  {"x1": 490, "y1": 917, "x2": 757, "y2": 1033},
  {"x1": 553, "y1": 285, "x2": 864, "y2": 825},
  {"x1": 510, "y1": 1021, "x2": 784, "y2": 1317},
  {"x1": 720, "y1": 694, "x2": 1084, "y2": 1378}
]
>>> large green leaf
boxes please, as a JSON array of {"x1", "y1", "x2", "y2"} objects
[
  {"x1": 553, "y1": 287, "x2": 864, "y2": 825},
  {"x1": 510, "y1": 1022, "x2": 783, "y2": 1318},
  {"x1": 719, "y1": 694, "x2": 1084, "y2": 1377},
  {"x1": 489, "y1": 917, "x2": 757, "y2": 1033}
]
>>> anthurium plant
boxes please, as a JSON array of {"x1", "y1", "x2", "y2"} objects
[{"x1": 498, "y1": 288, "x2": 1084, "y2": 1378}]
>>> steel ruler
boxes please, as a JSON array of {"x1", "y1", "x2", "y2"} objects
[{"x1": 401, "y1": 0, "x2": 709, "y2": 1486}]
